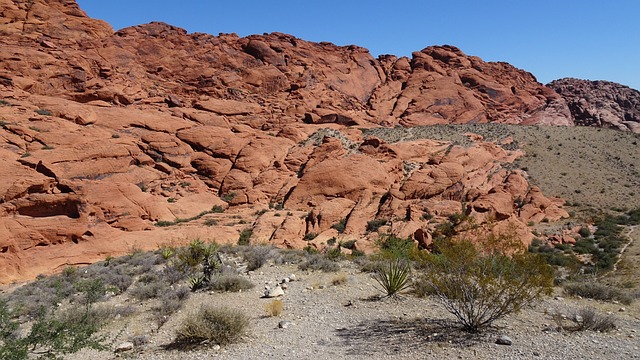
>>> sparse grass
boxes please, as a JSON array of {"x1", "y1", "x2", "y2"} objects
[
  {"x1": 264, "y1": 299, "x2": 284, "y2": 317},
  {"x1": 155, "y1": 206, "x2": 225, "y2": 227},
  {"x1": 175, "y1": 306, "x2": 249, "y2": 347},
  {"x1": 563, "y1": 281, "x2": 635, "y2": 305},
  {"x1": 331, "y1": 273, "x2": 348, "y2": 286}
]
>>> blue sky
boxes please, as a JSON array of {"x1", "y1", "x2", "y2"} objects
[{"x1": 77, "y1": 1, "x2": 640, "y2": 90}]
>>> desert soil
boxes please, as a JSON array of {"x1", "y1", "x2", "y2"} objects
[{"x1": 67, "y1": 260, "x2": 640, "y2": 360}]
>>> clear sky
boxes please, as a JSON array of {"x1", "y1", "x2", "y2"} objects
[{"x1": 76, "y1": 0, "x2": 640, "y2": 90}]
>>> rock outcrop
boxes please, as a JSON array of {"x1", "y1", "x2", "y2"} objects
[
  {"x1": 549, "y1": 78, "x2": 640, "y2": 133},
  {"x1": 0, "y1": 0, "x2": 572, "y2": 283}
]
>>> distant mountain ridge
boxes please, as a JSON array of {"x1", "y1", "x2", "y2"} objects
[{"x1": 549, "y1": 78, "x2": 640, "y2": 133}]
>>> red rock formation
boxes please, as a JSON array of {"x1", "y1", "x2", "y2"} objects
[{"x1": 0, "y1": 0, "x2": 573, "y2": 283}]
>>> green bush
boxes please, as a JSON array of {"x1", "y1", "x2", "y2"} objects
[
  {"x1": 331, "y1": 218, "x2": 347, "y2": 233},
  {"x1": 366, "y1": 219, "x2": 388, "y2": 233},
  {"x1": 175, "y1": 306, "x2": 249, "y2": 347},
  {"x1": 420, "y1": 238, "x2": 553, "y2": 333},
  {"x1": 298, "y1": 254, "x2": 340, "y2": 272},
  {"x1": 238, "y1": 229, "x2": 252, "y2": 246},
  {"x1": 208, "y1": 275, "x2": 254, "y2": 292}
]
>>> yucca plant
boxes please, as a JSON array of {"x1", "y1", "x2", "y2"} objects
[{"x1": 372, "y1": 259, "x2": 411, "y2": 298}]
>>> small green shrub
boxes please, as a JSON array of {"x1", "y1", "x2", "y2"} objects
[
  {"x1": 242, "y1": 245, "x2": 274, "y2": 271},
  {"x1": 208, "y1": 275, "x2": 254, "y2": 292},
  {"x1": 578, "y1": 227, "x2": 591, "y2": 238},
  {"x1": 366, "y1": 218, "x2": 387, "y2": 233},
  {"x1": 34, "y1": 109, "x2": 52, "y2": 116},
  {"x1": 331, "y1": 218, "x2": 347, "y2": 233},
  {"x1": 303, "y1": 232, "x2": 318, "y2": 241},
  {"x1": 175, "y1": 306, "x2": 249, "y2": 347},
  {"x1": 221, "y1": 192, "x2": 237, "y2": 202},
  {"x1": 211, "y1": 205, "x2": 225, "y2": 213},
  {"x1": 238, "y1": 229, "x2": 252, "y2": 246},
  {"x1": 372, "y1": 260, "x2": 411, "y2": 298}
]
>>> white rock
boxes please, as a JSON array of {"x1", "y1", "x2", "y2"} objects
[
  {"x1": 495, "y1": 335, "x2": 513, "y2": 346},
  {"x1": 115, "y1": 342, "x2": 134, "y2": 353},
  {"x1": 264, "y1": 285, "x2": 285, "y2": 298}
]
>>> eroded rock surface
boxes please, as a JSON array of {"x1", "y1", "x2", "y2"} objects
[{"x1": 0, "y1": 0, "x2": 574, "y2": 282}]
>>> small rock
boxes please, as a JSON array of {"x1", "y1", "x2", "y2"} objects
[
  {"x1": 533, "y1": 351, "x2": 541, "y2": 356},
  {"x1": 281, "y1": 283, "x2": 288, "y2": 290},
  {"x1": 618, "y1": 307, "x2": 626, "y2": 312},
  {"x1": 264, "y1": 285, "x2": 285, "y2": 298},
  {"x1": 212, "y1": 344, "x2": 221, "y2": 350},
  {"x1": 495, "y1": 335, "x2": 513, "y2": 346},
  {"x1": 282, "y1": 277, "x2": 290, "y2": 283},
  {"x1": 115, "y1": 342, "x2": 134, "y2": 353},
  {"x1": 554, "y1": 296, "x2": 564, "y2": 301},
  {"x1": 278, "y1": 320, "x2": 292, "y2": 329},
  {"x1": 289, "y1": 274, "x2": 297, "y2": 281}
]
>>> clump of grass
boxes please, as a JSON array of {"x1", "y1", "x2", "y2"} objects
[
  {"x1": 264, "y1": 299, "x2": 283, "y2": 317},
  {"x1": 175, "y1": 306, "x2": 249, "y2": 347}
]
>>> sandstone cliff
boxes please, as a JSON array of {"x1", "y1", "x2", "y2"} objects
[{"x1": 0, "y1": 0, "x2": 574, "y2": 282}]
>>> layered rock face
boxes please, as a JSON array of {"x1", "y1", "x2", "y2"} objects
[
  {"x1": 549, "y1": 78, "x2": 640, "y2": 133},
  {"x1": 0, "y1": 0, "x2": 572, "y2": 282}
]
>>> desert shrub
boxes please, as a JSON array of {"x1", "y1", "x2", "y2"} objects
[
  {"x1": 326, "y1": 245, "x2": 343, "y2": 260},
  {"x1": 298, "y1": 254, "x2": 340, "y2": 272},
  {"x1": 331, "y1": 218, "x2": 347, "y2": 233},
  {"x1": 264, "y1": 299, "x2": 283, "y2": 317},
  {"x1": 340, "y1": 239, "x2": 357, "y2": 250},
  {"x1": 242, "y1": 245, "x2": 275, "y2": 271},
  {"x1": 129, "y1": 278, "x2": 167, "y2": 301},
  {"x1": 238, "y1": 229, "x2": 252, "y2": 246},
  {"x1": 303, "y1": 232, "x2": 318, "y2": 241},
  {"x1": 578, "y1": 227, "x2": 591, "y2": 238},
  {"x1": 420, "y1": 238, "x2": 553, "y2": 332},
  {"x1": 0, "y1": 280, "x2": 107, "y2": 360},
  {"x1": 372, "y1": 260, "x2": 411, "y2": 298},
  {"x1": 375, "y1": 234, "x2": 417, "y2": 260},
  {"x1": 208, "y1": 275, "x2": 254, "y2": 292},
  {"x1": 153, "y1": 287, "x2": 190, "y2": 327},
  {"x1": 34, "y1": 108, "x2": 52, "y2": 116},
  {"x1": 573, "y1": 238, "x2": 597, "y2": 254},
  {"x1": 563, "y1": 281, "x2": 633, "y2": 305},
  {"x1": 175, "y1": 306, "x2": 249, "y2": 347},
  {"x1": 366, "y1": 218, "x2": 387, "y2": 233},
  {"x1": 555, "y1": 307, "x2": 617, "y2": 332}
]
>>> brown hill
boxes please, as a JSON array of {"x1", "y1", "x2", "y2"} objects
[
  {"x1": 0, "y1": 0, "x2": 596, "y2": 283},
  {"x1": 549, "y1": 78, "x2": 640, "y2": 133}
]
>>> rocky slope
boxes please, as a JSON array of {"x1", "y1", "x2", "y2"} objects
[
  {"x1": 549, "y1": 78, "x2": 640, "y2": 133},
  {"x1": 0, "y1": 0, "x2": 587, "y2": 283}
]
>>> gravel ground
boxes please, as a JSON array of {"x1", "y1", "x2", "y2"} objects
[{"x1": 68, "y1": 261, "x2": 640, "y2": 360}]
